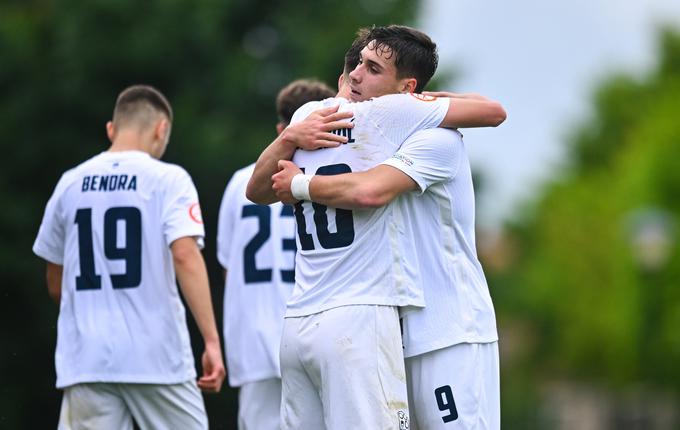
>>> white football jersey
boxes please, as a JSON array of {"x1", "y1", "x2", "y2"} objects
[
  {"x1": 33, "y1": 150, "x2": 204, "y2": 388},
  {"x1": 217, "y1": 164, "x2": 296, "y2": 387},
  {"x1": 286, "y1": 94, "x2": 449, "y2": 317},
  {"x1": 382, "y1": 128, "x2": 498, "y2": 357}
]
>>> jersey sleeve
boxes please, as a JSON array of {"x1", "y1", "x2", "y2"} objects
[
  {"x1": 162, "y1": 167, "x2": 206, "y2": 249},
  {"x1": 381, "y1": 128, "x2": 463, "y2": 194},
  {"x1": 366, "y1": 93, "x2": 449, "y2": 145},
  {"x1": 32, "y1": 173, "x2": 70, "y2": 265},
  {"x1": 216, "y1": 171, "x2": 243, "y2": 269}
]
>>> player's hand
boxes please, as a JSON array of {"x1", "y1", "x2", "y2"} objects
[
  {"x1": 285, "y1": 105, "x2": 354, "y2": 150},
  {"x1": 197, "y1": 341, "x2": 226, "y2": 393},
  {"x1": 272, "y1": 160, "x2": 303, "y2": 204}
]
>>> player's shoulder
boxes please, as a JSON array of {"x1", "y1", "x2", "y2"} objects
[
  {"x1": 291, "y1": 97, "x2": 341, "y2": 124},
  {"x1": 225, "y1": 163, "x2": 255, "y2": 191},
  {"x1": 369, "y1": 92, "x2": 441, "y2": 107},
  {"x1": 52, "y1": 152, "x2": 107, "y2": 196},
  {"x1": 147, "y1": 158, "x2": 193, "y2": 182},
  {"x1": 411, "y1": 127, "x2": 463, "y2": 141},
  {"x1": 231, "y1": 163, "x2": 256, "y2": 180}
]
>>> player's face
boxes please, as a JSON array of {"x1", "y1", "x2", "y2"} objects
[{"x1": 348, "y1": 42, "x2": 408, "y2": 101}]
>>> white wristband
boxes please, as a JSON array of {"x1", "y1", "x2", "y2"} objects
[{"x1": 290, "y1": 174, "x2": 313, "y2": 201}]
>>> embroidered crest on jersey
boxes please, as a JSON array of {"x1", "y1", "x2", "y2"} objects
[
  {"x1": 398, "y1": 410, "x2": 410, "y2": 429},
  {"x1": 409, "y1": 93, "x2": 437, "y2": 102},
  {"x1": 189, "y1": 203, "x2": 203, "y2": 224}
]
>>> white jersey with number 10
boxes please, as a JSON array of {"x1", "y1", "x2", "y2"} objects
[{"x1": 286, "y1": 94, "x2": 448, "y2": 318}]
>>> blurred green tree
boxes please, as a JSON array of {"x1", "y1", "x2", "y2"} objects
[
  {"x1": 495, "y1": 28, "x2": 680, "y2": 426},
  {"x1": 0, "y1": 0, "x2": 419, "y2": 427}
]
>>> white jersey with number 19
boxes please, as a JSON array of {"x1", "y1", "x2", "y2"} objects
[
  {"x1": 286, "y1": 94, "x2": 449, "y2": 318},
  {"x1": 33, "y1": 150, "x2": 204, "y2": 388}
]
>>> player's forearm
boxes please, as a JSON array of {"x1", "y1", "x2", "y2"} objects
[
  {"x1": 46, "y1": 262, "x2": 63, "y2": 304},
  {"x1": 246, "y1": 131, "x2": 298, "y2": 204},
  {"x1": 172, "y1": 238, "x2": 221, "y2": 345},
  {"x1": 441, "y1": 98, "x2": 506, "y2": 128},
  {"x1": 309, "y1": 171, "x2": 404, "y2": 210}
]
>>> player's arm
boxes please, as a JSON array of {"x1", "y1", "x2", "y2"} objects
[
  {"x1": 45, "y1": 262, "x2": 63, "y2": 304},
  {"x1": 246, "y1": 105, "x2": 354, "y2": 205},
  {"x1": 273, "y1": 160, "x2": 417, "y2": 210},
  {"x1": 438, "y1": 92, "x2": 507, "y2": 128},
  {"x1": 172, "y1": 236, "x2": 226, "y2": 393}
]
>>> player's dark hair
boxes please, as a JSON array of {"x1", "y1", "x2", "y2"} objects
[
  {"x1": 343, "y1": 28, "x2": 371, "y2": 75},
  {"x1": 360, "y1": 25, "x2": 438, "y2": 92},
  {"x1": 276, "y1": 79, "x2": 335, "y2": 125},
  {"x1": 113, "y1": 85, "x2": 173, "y2": 126}
]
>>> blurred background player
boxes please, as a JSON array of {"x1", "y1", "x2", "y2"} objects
[
  {"x1": 216, "y1": 79, "x2": 335, "y2": 430},
  {"x1": 32, "y1": 85, "x2": 225, "y2": 429}
]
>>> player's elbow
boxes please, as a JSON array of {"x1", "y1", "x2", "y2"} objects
[
  {"x1": 354, "y1": 185, "x2": 392, "y2": 208},
  {"x1": 245, "y1": 183, "x2": 272, "y2": 205},
  {"x1": 245, "y1": 183, "x2": 262, "y2": 204},
  {"x1": 47, "y1": 284, "x2": 61, "y2": 304},
  {"x1": 489, "y1": 102, "x2": 507, "y2": 127},
  {"x1": 171, "y1": 237, "x2": 200, "y2": 268}
]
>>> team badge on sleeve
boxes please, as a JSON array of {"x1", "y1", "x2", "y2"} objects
[
  {"x1": 409, "y1": 93, "x2": 437, "y2": 102},
  {"x1": 188, "y1": 203, "x2": 203, "y2": 224}
]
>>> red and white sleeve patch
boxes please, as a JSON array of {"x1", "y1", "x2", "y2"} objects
[{"x1": 188, "y1": 203, "x2": 203, "y2": 224}]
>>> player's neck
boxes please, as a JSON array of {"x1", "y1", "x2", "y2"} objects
[
  {"x1": 109, "y1": 129, "x2": 153, "y2": 155},
  {"x1": 336, "y1": 85, "x2": 351, "y2": 99}
]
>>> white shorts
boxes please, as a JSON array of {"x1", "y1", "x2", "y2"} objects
[
  {"x1": 57, "y1": 380, "x2": 207, "y2": 430},
  {"x1": 238, "y1": 377, "x2": 282, "y2": 430},
  {"x1": 405, "y1": 342, "x2": 500, "y2": 430},
  {"x1": 280, "y1": 305, "x2": 410, "y2": 430}
]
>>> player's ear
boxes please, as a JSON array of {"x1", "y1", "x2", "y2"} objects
[
  {"x1": 156, "y1": 118, "x2": 171, "y2": 142},
  {"x1": 338, "y1": 73, "x2": 345, "y2": 91},
  {"x1": 106, "y1": 121, "x2": 116, "y2": 142},
  {"x1": 400, "y1": 78, "x2": 417, "y2": 94},
  {"x1": 276, "y1": 122, "x2": 286, "y2": 135}
]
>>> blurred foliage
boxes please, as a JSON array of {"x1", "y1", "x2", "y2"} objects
[
  {"x1": 0, "y1": 0, "x2": 419, "y2": 427},
  {"x1": 494, "y1": 28, "x2": 680, "y2": 426}
]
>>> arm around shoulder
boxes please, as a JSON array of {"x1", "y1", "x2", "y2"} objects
[{"x1": 440, "y1": 96, "x2": 506, "y2": 128}]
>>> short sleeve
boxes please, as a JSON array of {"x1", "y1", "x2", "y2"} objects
[
  {"x1": 381, "y1": 128, "x2": 463, "y2": 194},
  {"x1": 216, "y1": 171, "x2": 244, "y2": 269},
  {"x1": 162, "y1": 167, "x2": 206, "y2": 249},
  {"x1": 32, "y1": 173, "x2": 71, "y2": 264},
  {"x1": 367, "y1": 93, "x2": 449, "y2": 144}
]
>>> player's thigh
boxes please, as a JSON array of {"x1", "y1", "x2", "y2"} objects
[
  {"x1": 406, "y1": 342, "x2": 500, "y2": 430},
  {"x1": 238, "y1": 378, "x2": 282, "y2": 430},
  {"x1": 312, "y1": 305, "x2": 410, "y2": 430},
  {"x1": 120, "y1": 381, "x2": 207, "y2": 430},
  {"x1": 280, "y1": 316, "x2": 325, "y2": 430},
  {"x1": 58, "y1": 383, "x2": 133, "y2": 430}
]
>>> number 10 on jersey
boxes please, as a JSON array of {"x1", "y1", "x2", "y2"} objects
[{"x1": 293, "y1": 164, "x2": 355, "y2": 251}]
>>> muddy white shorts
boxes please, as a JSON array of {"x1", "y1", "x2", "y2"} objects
[
  {"x1": 280, "y1": 305, "x2": 410, "y2": 430},
  {"x1": 405, "y1": 342, "x2": 500, "y2": 430},
  {"x1": 57, "y1": 380, "x2": 207, "y2": 430},
  {"x1": 238, "y1": 377, "x2": 282, "y2": 430}
]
